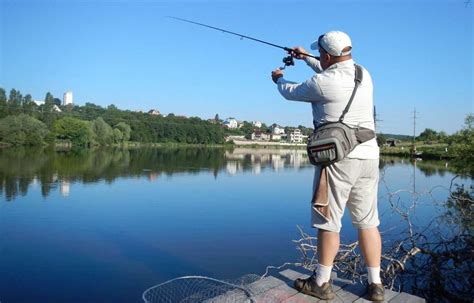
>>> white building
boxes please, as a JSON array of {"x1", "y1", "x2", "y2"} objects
[
  {"x1": 63, "y1": 91, "x2": 73, "y2": 106},
  {"x1": 148, "y1": 109, "x2": 161, "y2": 116},
  {"x1": 288, "y1": 129, "x2": 303, "y2": 143},
  {"x1": 33, "y1": 100, "x2": 44, "y2": 106},
  {"x1": 272, "y1": 125, "x2": 285, "y2": 135},
  {"x1": 224, "y1": 118, "x2": 238, "y2": 129},
  {"x1": 270, "y1": 134, "x2": 282, "y2": 141},
  {"x1": 251, "y1": 130, "x2": 270, "y2": 141},
  {"x1": 252, "y1": 121, "x2": 262, "y2": 128}
]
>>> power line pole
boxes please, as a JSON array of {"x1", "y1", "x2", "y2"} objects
[
  {"x1": 373, "y1": 105, "x2": 383, "y2": 132},
  {"x1": 412, "y1": 108, "x2": 419, "y2": 152}
]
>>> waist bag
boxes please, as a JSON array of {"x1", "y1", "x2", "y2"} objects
[{"x1": 307, "y1": 64, "x2": 376, "y2": 166}]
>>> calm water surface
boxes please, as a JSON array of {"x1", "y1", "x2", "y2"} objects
[{"x1": 0, "y1": 147, "x2": 470, "y2": 302}]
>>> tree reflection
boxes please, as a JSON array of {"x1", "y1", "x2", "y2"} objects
[{"x1": 0, "y1": 147, "x2": 310, "y2": 200}]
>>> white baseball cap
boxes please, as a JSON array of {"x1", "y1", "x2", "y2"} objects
[{"x1": 310, "y1": 31, "x2": 352, "y2": 57}]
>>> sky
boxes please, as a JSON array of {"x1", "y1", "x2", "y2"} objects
[{"x1": 1, "y1": 0, "x2": 473, "y2": 135}]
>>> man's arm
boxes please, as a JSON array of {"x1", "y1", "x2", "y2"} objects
[
  {"x1": 276, "y1": 76, "x2": 322, "y2": 103},
  {"x1": 290, "y1": 47, "x2": 323, "y2": 73},
  {"x1": 304, "y1": 56, "x2": 323, "y2": 73}
]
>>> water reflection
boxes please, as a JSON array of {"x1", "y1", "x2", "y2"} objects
[
  {"x1": 0, "y1": 147, "x2": 467, "y2": 201},
  {"x1": 0, "y1": 147, "x2": 310, "y2": 201}
]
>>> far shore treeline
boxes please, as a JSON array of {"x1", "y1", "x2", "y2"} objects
[
  {"x1": 0, "y1": 87, "x2": 472, "y2": 166},
  {"x1": 0, "y1": 88, "x2": 226, "y2": 146}
]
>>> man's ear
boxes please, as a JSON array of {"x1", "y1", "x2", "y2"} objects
[{"x1": 324, "y1": 53, "x2": 331, "y2": 63}]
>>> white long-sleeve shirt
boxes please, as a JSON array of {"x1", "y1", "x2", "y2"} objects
[{"x1": 277, "y1": 56, "x2": 379, "y2": 159}]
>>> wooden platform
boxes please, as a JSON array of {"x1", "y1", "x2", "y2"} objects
[{"x1": 205, "y1": 267, "x2": 425, "y2": 302}]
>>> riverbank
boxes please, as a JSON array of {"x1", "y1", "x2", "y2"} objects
[
  {"x1": 229, "y1": 139, "x2": 306, "y2": 149},
  {"x1": 380, "y1": 143, "x2": 454, "y2": 160}
]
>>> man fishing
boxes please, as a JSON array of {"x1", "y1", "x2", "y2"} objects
[{"x1": 271, "y1": 31, "x2": 383, "y2": 301}]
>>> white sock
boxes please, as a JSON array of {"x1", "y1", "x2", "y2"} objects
[
  {"x1": 315, "y1": 263, "x2": 333, "y2": 286},
  {"x1": 367, "y1": 266, "x2": 381, "y2": 284}
]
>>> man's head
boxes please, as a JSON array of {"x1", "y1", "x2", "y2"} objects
[{"x1": 311, "y1": 31, "x2": 352, "y2": 69}]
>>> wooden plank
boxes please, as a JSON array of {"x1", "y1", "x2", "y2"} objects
[
  {"x1": 204, "y1": 268, "x2": 425, "y2": 303},
  {"x1": 246, "y1": 276, "x2": 285, "y2": 295},
  {"x1": 389, "y1": 292, "x2": 426, "y2": 303},
  {"x1": 252, "y1": 282, "x2": 300, "y2": 302},
  {"x1": 203, "y1": 288, "x2": 250, "y2": 303},
  {"x1": 281, "y1": 291, "x2": 320, "y2": 303},
  {"x1": 353, "y1": 288, "x2": 399, "y2": 303},
  {"x1": 335, "y1": 282, "x2": 366, "y2": 302},
  {"x1": 279, "y1": 269, "x2": 311, "y2": 281}
]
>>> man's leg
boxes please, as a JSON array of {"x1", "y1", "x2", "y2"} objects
[
  {"x1": 358, "y1": 227, "x2": 381, "y2": 267},
  {"x1": 359, "y1": 227, "x2": 384, "y2": 301},
  {"x1": 314, "y1": 229, "x2": 340, "y2": 286},
  {"x1": 318, "y1": 229, "x2": 340, "y2": 266},
  {"x1": 294, "y1": 228, "x2": 339, "y2": 300},
  {"x1": 359, "y1": 227, "x2": 382, "y2": 285}
]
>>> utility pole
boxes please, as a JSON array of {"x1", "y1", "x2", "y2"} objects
[
  {"x1": 412, "y1": 108, "x2": 419, "y2": 153},
  {"x1": 373, "y1": 105, "x2": 383, "y2": 132}
]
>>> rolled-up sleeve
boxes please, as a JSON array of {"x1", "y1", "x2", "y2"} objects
[
  {"x1": 304, "y1": 56, "x2": 323, "y2": 73},
  {"x1": 277, "y1": 77, "x2": 323, "y2": 103}
]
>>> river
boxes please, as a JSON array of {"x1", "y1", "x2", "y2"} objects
[{"x1": 0, "y1": 147, "x2": 471, "y2": 302}]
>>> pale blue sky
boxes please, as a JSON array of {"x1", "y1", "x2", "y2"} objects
[{"x1": 1, "y1": 0, "x2": 472, "y2": 135}]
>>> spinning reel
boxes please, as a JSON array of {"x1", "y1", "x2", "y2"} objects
[{"x1": 280, "y1": 55, "x2": 295, "y2": 70}]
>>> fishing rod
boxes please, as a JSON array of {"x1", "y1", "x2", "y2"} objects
[{"x1": 167, "y1": 16, "x2": 320, "y2": 70}]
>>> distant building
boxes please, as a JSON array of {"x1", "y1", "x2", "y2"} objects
[
  {"x1": 63, "y1": 91, "x2": 73, "y2": 106},
  {"x1": 52, "y1": 105, "x2": 62, "y2": 112},
  {"x1": 386, "y1": 138, "x2": 398, "y2": 147},
  {"x1": 272, "y1": 125, "x2": 285, "y2": 135},
  {"x1": 253, "y1": 121, "x2": 262, "y2": 128},
  {"x1": 288, "y1": 129, "x2": 303, "y2": 143},
  {"x1": 270, "y1": 134, "x2": 283, "y2": 141},
  {"x1": 33, "y1": 100, "x2": 44, "y2": 106},
  {"x1": 224, "y1": 118, "x2": 238, "y2": 129},
  {"x1": 148, "y1": 109, "x2": 161, "y2": 116},
  {"x1": 251, "y1": 130, "x2": 270, "y2": 141}
]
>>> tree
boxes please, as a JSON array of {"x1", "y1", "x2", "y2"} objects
[
  {"x1": 449, "y1": 114, "x2": 474, "y2": 164},
  {"x1": 0, "y1": 88, "x2": 7, "y2": 118},
  {"x1": 377, "y1": 133, "x2": 388, "y2": 146},
  {"x1": 91, "y1": 117, "x2": 114, "y2": 145},
  {"x1": 0, "y1": 114, "x2": 49, "y2": 146},
  {"x1": 115, "y1": 122, "x2": 131, "y2": 142},
  {"x1": 0, "y1": 88, "x2": 6, "y2": 107},
  {"x1": 113, "y1": 128, "x2": 123, "y2": 143},
  {"x1": 53, "y1": 98, "x2": 62, "y2": 106},
  {"x1": 8, "y1": 89, "x2": 22, "y2": 111},
  {"x1": 418, "y1": 128, "x2": 438, "y2": 142},
  {"x1": 53, "y1": 117, "x2": 94, "y2": 146},
  {"x1": 44, "y1": 92, "x2": 55, "y2": 112}
]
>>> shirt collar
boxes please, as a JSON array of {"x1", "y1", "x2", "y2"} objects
[{"x1": 325, "y1": 59, "x2": 354, "y2": 71}]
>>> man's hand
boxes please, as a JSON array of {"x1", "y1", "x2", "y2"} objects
[
  {"x1": 271, "y1": 69, "x2": 283, "y2": 84},
  {"x1": 290, "y1": 46, "x2": 309, "y2": 60}
]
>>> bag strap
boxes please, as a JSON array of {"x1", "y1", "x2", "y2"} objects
[{"x1": 339, "y1": 64, "x2": 363, "y2": 122}]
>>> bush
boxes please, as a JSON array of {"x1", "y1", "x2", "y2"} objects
[
  {"x1": 53, "y1": 117, "x2": 94, "y2": 146},
  {"x1": 0, "y1": 114, "x2": 49, "y2": 146}
]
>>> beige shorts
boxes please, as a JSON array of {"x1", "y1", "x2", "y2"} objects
[{"x1": 311, "y1": 158, "x2": 380, "y2": 233}]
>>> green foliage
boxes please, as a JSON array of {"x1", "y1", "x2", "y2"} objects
[
  {"x1": 0, "y1": 114, "x2": 49, "y2": 146},
  {"x1": 53, "y1": 117, "x2": 94, "y2": 146},
  {"x1": 115, "y1": 122, "x2": 131, "y2": 141},
  {"x1": 377, "y1": 133, "x2": 388, "y2": 146},
  {"x1": 417, "y1": 128, "x2": 438, "y2": 142},
  {"x1": 91, "y1": 117, "x2": 114, "y2": 145},
  {"x1": 0, "y1": 88, "x2": 7, "y2": 106},
  {"x1": 297, "y1": 125, "x2": 314, "y2": 136},
  {"x1": 449, "y1": 114, "x2": 474, "y2": 163},
  {"x1": 113, "y1": 128, "x2": 123, "y2": 143}
]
